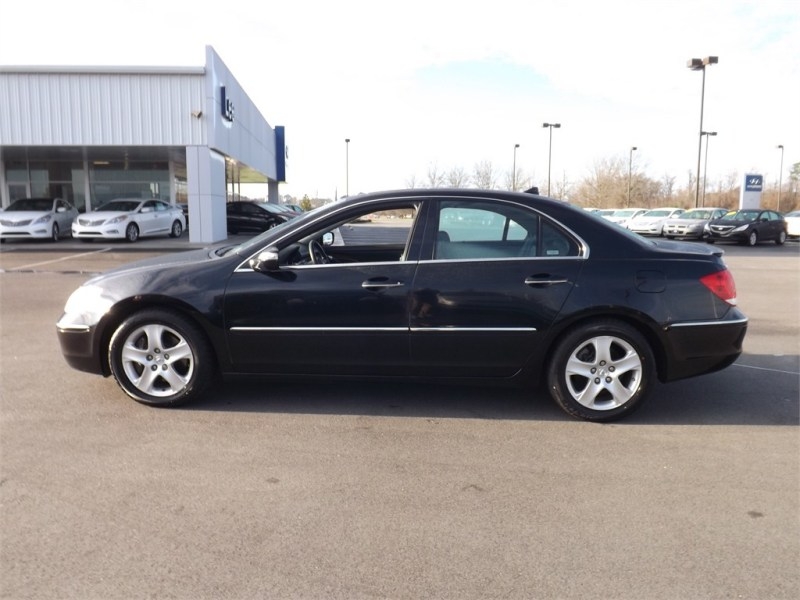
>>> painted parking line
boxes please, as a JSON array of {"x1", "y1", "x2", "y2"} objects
[
  {"x1": 2, "y1": 248, "x2": 110, "y2": 272},
  {"x1": 734, "y1": 363, "x2": 800, "y2": 376}
]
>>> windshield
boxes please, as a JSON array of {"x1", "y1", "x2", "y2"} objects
[
  {"x1": 96, "y1": 200, "x2": 142, "y2": 212},
  {"x1": 644, "y1": 210, "x2": 672, "y2": 217},
  {"x1": 7, "y1": 198, "x2": 54, "y2": 211},
  {"x1": 219, "y1": 202, "x2": 336, "y2": 257},
  {"x1": 723, "y1": 210, "x2": 760, "y2": 221},
  {"x1": 680, "y1": 209, "x2": 713, "y2": 219},
  {"x1": 613, "y1": 209, "x2": 638, "y2": 217}
]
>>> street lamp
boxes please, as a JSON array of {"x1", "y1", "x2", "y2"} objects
[
  {"x1": 701, "y1": 131, "x2": 717, "y2": 207},
  {"x1": 687, "y1": 55, "x2": 718, "y2": 207},
  {"x1": 344, "y1": 138, "x2": 350, "y2": 198},
  {"x1": 777, "y1": 144, "x2": 785, "y2": 212},
  {"x1": 512, "y1": 143, "x2": 520, "y2": 191},
  {"x1": 542, "y1": 122, "x2": 561, "y2": 196},
  {"x1": 627, "y1": 146, "x2": 637, "y2": 207}
]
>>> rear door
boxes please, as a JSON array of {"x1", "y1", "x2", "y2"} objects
[{"x1": 409, "y1": 198, "x2": 584, "y2": 377}]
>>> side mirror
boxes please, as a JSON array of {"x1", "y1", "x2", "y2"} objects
[
  {"x1": 249, "y1": 248, "x2": 280, "y2": 273},
  {"x1": 56, "y1": 206, "x2": 66, "y2": 213},
  {"x1": 140, "y1": 207, "x2": 153, "y2": 213},
  {"x1": 322, "y1": 231, "x2": 334, "y2": 246}
]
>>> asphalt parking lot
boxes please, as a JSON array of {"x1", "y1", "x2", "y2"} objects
[{"x1": 1, "y1": 236, "x2": 798, "y2": 599}]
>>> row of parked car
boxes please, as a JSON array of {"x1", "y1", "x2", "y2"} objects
[
  {"x1": 591, "y1": 206, "x2": 800, "y2": 246},
  {"x1": 0, "y1": 198, "x2": 304, "y2": 243}
]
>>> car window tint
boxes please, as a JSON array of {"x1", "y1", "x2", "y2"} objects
[
  {"x1": 336, "y1": 207, "x2": 416, "y2": 247},
  {"x1": 435, "y1": 200, "x2": 579, "y2": 260}
]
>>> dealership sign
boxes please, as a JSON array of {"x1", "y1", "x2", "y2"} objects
[
  {"x1": 740, "y1": 173, "x2": 763, "y2": 209},
  {"x1": 220, "y1": 86, "x2": 235, "y2": 122}
]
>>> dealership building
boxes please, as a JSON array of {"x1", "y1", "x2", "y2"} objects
[{"x1": 0, "y1": 46, "x2": 286, "y2": 243}]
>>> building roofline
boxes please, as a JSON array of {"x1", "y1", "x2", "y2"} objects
[{"x1": 0, "y1": 65, "x2": 205, "y2": 75}]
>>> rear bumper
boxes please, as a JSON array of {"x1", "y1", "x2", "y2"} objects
[{"x1": 659, "y1": 311, "x2": 748, "y2": 381}]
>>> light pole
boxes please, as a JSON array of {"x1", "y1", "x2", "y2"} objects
[
  {"x1": 687, "y1": 55, "x2": 718, "y2": 208},
  {"x1": 344, "y1": 138, "x2": 350, "y2": 198},
  {"x1": 512, "y1": 143, "x2": 520, "y2": 191},
  {"x1": 627, "y1": 146, "x2": 637, "y2": 207},
  {"x1": 777, "y1": 144, "x2": 784, "y2": 211},
  {"x1": 701, "y1": 131, "x2": 717, "y2": 207},
  {"x1": 542, "y1": 122, "x2": 560, "y2": 196}
]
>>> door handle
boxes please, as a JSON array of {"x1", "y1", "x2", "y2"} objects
[
  {"x1": 524, "y1": 275, "x2": 569, "y2": 287},
  {"x1": 362, "y1": 278, "x2": 405, "y2": 290}
]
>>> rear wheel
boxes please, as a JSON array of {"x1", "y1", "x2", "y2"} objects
[
  {"x1": 776, "y1": 230, "x2": 787, "y2": 245},
  {"x1": 546, "y1": 320, "x2": 655, "y2": 422},
  {"x1": 108, "y1": 309, "x2": 215, "y2": 407}
]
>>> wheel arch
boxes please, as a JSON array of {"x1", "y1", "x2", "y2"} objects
[
  {"x1": 537, "y1": 309, "x2": 669, "y2": 384},
  {"x1": 96, "y1": 296, "x2": 224, "y2": 377}
]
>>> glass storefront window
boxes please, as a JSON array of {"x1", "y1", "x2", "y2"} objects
[{"x1": 89, "y1": 160, "x2": 170, "y2": 206}]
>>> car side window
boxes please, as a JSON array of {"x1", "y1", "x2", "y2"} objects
[{"x1": 435, "y1": 201, "x2": 577, "y2": 260}]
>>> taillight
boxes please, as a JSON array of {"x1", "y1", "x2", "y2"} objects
[{"x1": 700, "y1": 269, "x2": 738, "y2": 306}]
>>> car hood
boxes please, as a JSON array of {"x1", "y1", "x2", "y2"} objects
[
  {"x1": 79, "y1": 211, "x2": 134, "y2": 220},
  {"x1": 87, "y1": 248, "x2": 221, "y2": 282},
  {"x1": 665, "y1": 217, "x2": 705, "y2": 225},
  {"x1": 0, "y1": 210, "x2": 52, "y2": 220}
]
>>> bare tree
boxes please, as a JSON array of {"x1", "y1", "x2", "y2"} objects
[
  {"x1": 426, "y1": 163, "x2": 446, "y2": 188},
  {"x1": 405, "y1": 174, "x2": 418, "y2": 189},
  {"x1": 473, "y1": 160, "x2": 497, "y2": 189},
  {"x1": 446, "y1": 166, "x2": 470, "y2": 188}
]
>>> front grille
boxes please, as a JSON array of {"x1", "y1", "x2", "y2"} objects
[
  {"x1": 78, "y1": 218, "x2": 106, "y2": 227},
  {"x1": 0, "y1": 219, "x2": 32, "y2": 227}
]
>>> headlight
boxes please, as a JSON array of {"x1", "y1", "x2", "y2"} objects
[
  {"x1": 56, "y1": 284, "x2": 115, "y2": 331},
  {"x1": 107, "y1": 215, "x2": 129, "y2": 224},
  {"x1": 32, "y1": 214, "x2": 52, "y2": 225},
  {"x1": 704, "y1": 224, "x2": 711, "y2": 231},
  {"x1": 732, "y1": 224, "x2": 750, "y2": 233}
]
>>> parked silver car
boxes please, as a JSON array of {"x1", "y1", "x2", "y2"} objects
[
  {"x1": 0, "y1": 197, "x2": 79, "y2": 242},
  {"x1": 663, "y1": 208, "x2": 728, "y2": 240},
  {"x1": 627, "y1": 207, "x2": 685, "y2": 236}
]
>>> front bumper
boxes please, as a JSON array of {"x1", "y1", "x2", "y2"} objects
[
  {"x1": 0, "y1": 226, "x2": 53, "y2": 239},
  {"x1": 72, "y1": 225, "x2": 125, "y2": 240},
  {"x1": 56, "y1": 321, "x2": 108, "y2": 375}
]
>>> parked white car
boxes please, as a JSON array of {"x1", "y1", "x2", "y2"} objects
[
  {"x1": 606, "y1": 208, "x2": 648, "y2": 228},
  {"x1": 72, "y1": 198, "x2": 186, "y2": 242},
  {"x1": 783, "y1": 210, "x2": 800, "y2": 240},
  {"x1": 627, "y1": 207, "x2": 685, "y2": 236},
  {"x1": 0, "y1": 197, "x2": 79, "y2": 242}
]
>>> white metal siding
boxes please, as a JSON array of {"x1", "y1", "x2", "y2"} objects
[{"x1": 0, "y1": 72, "x2": 206, "y2": 146}]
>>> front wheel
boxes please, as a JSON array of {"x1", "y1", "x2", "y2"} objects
[
  {"x1": 546, "y1": 320, "x2": 655, "y2": 422},
  {"x1": 125, "y1": 223, "x2": 140, "y2": 243},
  {"x1": 51, "y1": 223, "x2": 60, "y2": 242},
  {"x1": 745, "y1": 231, "x2": 758, "y2": 246},
  {"x1": 108, "y1": 309, "x2": 215, "y2": 406}
]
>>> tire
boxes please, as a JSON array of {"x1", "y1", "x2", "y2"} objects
[
  {"x1": 108, "y1": 309, "x2": 216, "y2": 407},
  {"x1": 170, "y1": 220, "x2": 183, "y2": 238},
  {"x1": 775, "y1": 231, "x2": 786, "y2": 245},
  {"x1": 125, "y1": 223, "x2": 140, "y2": 243},
  {"x1": 546, "y1": 320, "x2": 655, "y2": 422},
  {"x1": 51, "y1": 223, "x2": 60, "y2": 242},
  {"x1": 745, "y1": 231, "x2": 758, "y2": 246}
]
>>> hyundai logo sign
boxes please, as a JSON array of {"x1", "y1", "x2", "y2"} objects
[{"x1": 745, "y1": 175, "x2": 763, "y2": 192}]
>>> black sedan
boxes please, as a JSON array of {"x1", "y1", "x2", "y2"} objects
[
  {"x1": 704, "y1": 208, "x2": 787, "y2": 246},
  {"x1": 57, "y1": 189, "x2": 747, "y2": 422},
  {"x1": 226, "y1": 200, "x2": 296, "y2": 234}
]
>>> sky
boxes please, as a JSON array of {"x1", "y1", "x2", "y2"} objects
[{"x1": 1, "y1": 0, "x2": 798, "y2": 201}]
